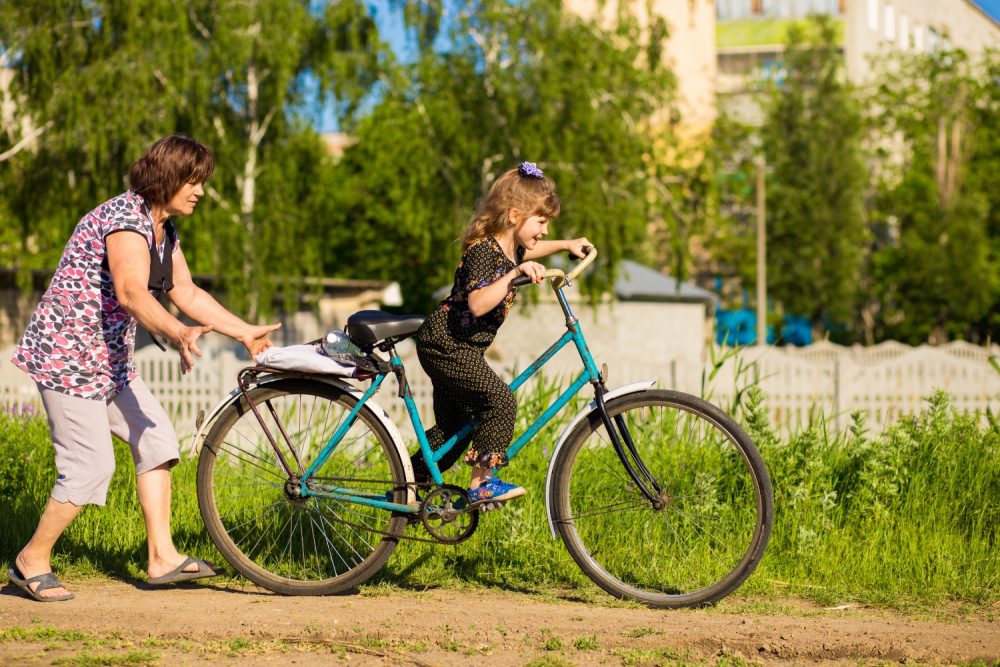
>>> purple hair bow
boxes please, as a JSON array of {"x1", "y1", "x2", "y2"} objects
[{"x1": 518, "y1": 161, "x2": 544, "y2": 179}]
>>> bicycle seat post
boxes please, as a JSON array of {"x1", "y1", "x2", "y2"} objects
[{"x1": 378, "y1": 340, "x2": 410, "y2": 399}]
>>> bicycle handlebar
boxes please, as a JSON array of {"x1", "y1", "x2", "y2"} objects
[{"x1": 510, "y1": 245, "x2": 598, "y2": 289}]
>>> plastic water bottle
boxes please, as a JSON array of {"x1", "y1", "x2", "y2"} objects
[{"x1": 320, "y1": 330, "x2": 363, "y2": 358}]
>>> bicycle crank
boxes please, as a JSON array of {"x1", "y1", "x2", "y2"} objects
[{"x1": 420, "y1": 484, "x2": 479, "y2": 544}]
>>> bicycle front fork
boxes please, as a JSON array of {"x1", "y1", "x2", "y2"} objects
[{"x1": 592, "y1": 383, "x2": 665, "y2": 509}]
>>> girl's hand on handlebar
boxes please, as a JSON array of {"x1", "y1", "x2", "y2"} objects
[
  {"x1": 567, "y1": 237, "x2": 593, "y2": 259},
  {"x1": 515, "y1": 261, "x2": 547, "y2": 284}
]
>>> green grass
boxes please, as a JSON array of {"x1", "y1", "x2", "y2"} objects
[
  {"x1": 51, "y1": 651, "x2": 160, "y2": 667},
  {"x1": 716, "y1": 17, "x2": 844, "y2": 48},
  {"x1": 1, "y1": 383, "x2": 997, "y2": 608}
]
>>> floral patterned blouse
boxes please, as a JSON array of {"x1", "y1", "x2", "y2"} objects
[
  {"x1": 11, "y1": 190, "x2": 178, "y2": 400},
  {"x1": 419, "y1": 237, "x2": 525, "y2": 349}
]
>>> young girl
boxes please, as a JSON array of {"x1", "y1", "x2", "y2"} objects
[{"x1": 411, "y1": 162, "x2": 591, "y2": 508}]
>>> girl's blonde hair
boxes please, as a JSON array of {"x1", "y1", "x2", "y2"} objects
[{"x1": 460, "y1": 165, "x2": 560, "y2": 250}]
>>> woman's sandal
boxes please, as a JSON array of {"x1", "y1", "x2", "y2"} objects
[
  {"x1": 147, "y1": 556, "x2": 219, "y2": 586},
  {"x1": 7, "y1": 567, "x2": 75, "y2": 602}
]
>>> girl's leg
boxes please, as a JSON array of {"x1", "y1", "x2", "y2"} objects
[
  {"x1": 412, "y1": 343, "x2": 476, "y2": 482},
  {"x1": 454, "y1": 357, "x2": 517, "y2": 488},
  {"x1": 470, "y1": 467, "x2": 491, "y2": 488}
]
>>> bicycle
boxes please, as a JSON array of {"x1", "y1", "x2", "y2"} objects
[{"x1": 192, "y1": 248, "x2": 774, "y2": 608}]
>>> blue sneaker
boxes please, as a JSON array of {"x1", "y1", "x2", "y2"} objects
[{"x1": 467, "y1": 477, "x2": 526, "y2": 508}]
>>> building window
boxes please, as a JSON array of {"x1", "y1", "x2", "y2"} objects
[
  {"x1": 867, "y1": 0, "x2": 879, "y2": 32},
  {"x1": 913, "y1": 24, "x2": 924, "y2": 50},
  {"x1": 751, "y1": 0, "x2": 763, "y2": 15},
  {"x1": 884, "y1": 4, "x2": 895, "y2": 42},
  {"x1": 899, "y1": 14, "x2": 909, "y2": 49}
]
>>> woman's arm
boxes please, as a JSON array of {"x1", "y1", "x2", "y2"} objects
[
  {"x1": 106, "y1": 232, "x2": 213, "y2": 373},
  {"x1": 522, "y1": 237, "x2": 592, "y2": 261},
  {"x1": 167, "y1": 247, "x2": 280, "y2": 356}
]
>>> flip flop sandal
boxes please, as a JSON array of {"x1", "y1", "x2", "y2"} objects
[
  {"x1": 147, "y1": 557, "x2": 219, "y2": 586},
  {"x1": 7, "y1": 567, "x2": 75, "y2": 602}
]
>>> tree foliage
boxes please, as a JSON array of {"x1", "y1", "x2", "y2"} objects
[
  {"x1": 1, "y1": 0, "x2": 677, "y2": 315},
  {"x1": 317, "y1": 0, "x2": 674, "y2": 309},
  {"x1": 868, "y1": 48, "x2": 1000, "y2": 344},
  {"x1": 759, "y1": 14, "x2": 867, "y2": 329},
  {"x1": 0, "y1": 0, "x2": 382, "y2": 316}
]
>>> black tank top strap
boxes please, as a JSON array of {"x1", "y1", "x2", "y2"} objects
[{"x1": 147, "y1": 219, "x2": 175, "y2": 293}]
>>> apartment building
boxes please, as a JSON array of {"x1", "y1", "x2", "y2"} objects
[
  {"x1": 566, "y1": 0, "x2": 718, "y2": 133},
  {"x1": 717, "y1": 0, "x2": 999, "y2": 122}
]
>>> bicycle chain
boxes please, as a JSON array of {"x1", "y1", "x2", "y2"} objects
[
  {"x1": 306, "y1": 505, "x2": 449, "y2": 544},
  {"x1": 301, "y1": 487, "x2": 460, "y2": 546}
]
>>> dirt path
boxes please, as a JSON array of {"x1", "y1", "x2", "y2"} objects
[{"x1": 0, "y1": 580, "x2": 997, "y2": 666}]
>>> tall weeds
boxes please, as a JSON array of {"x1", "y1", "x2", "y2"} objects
[{"x1": 1, "y1": 381, "x2": 996, "y2": 606}]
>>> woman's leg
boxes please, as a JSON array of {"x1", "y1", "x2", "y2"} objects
[
  {"x1": 16, "y1": 387, "x2": 119, "y2": 598},
  {"x1": 15, "y1": 499, "x2": 83, "y2": 598},
  {"x1": 134, "y1": 463, "x2": 197, "y2": 578},
  {"x1": 108, "y1": 379, "x2": 196, "y2": 579}
]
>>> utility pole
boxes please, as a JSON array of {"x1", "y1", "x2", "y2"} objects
[{"x1": 756, "y1": 156, "x2": 767, "y2": 346}]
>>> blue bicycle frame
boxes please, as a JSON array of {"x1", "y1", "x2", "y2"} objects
[{"x1": 298, "y1": 285, "x2": 603, "y2": 516}]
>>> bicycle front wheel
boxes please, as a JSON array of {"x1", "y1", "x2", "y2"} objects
[
  {"x1": 551, "y1": 389, "x2": 773, "y2": 608},
  {"x1": 197, "y1": 379, "x2": 407, "y2": 595}
]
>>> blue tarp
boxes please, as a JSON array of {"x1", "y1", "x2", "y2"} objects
[{"x1": 716, "y1": 309, "x2": 814, "y2": 346}]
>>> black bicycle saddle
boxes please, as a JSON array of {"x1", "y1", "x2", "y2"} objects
[{"x1": 346, "y1": 310, "x2": 426, "y2": 348}]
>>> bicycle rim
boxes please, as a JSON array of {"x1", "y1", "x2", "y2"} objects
[
  {"x1": 197, "y1": 379, "x2": 406, "y2": 595},
  {"x1": 553, "y1": 389, "x2": 773, "y2": 607}
]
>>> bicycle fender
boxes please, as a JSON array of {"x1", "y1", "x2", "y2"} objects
[
  {"x1": 543, "y1": 380, "x2": 657, "y2": 538},
  {"x1": 186, "y1": 376, "x2": 416, "y2": 495}
]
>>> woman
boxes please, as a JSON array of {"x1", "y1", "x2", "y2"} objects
[{"x1": 7, "y1": 135, "x2": 280, "y2": 601}]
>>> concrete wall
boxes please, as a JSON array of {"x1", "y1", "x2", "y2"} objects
[
  {"x1": 565, "y1": 0, "x2": 718, "y2": 132},
  {"x1": 845, "y1": 0, "x2": 999, "y2": 81},
  {"x1": 485, "y1": 296, "x2": 712, "y2": 393}
]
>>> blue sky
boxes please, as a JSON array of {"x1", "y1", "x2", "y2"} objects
[
  {"x1": 315, "y1": 1, "x2": 1000, "y2": 132},
  {"x1": 970, "y1": 0, "x2": 1000, "y2": 23}
]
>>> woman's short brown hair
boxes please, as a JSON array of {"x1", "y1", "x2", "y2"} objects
[{"x1": 128, "y1": 135, "x2": 214, "y2": 205}]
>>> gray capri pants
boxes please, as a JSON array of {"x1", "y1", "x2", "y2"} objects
[{"x1": 38, "y1": 377, "x2": 180, "y2": 506}]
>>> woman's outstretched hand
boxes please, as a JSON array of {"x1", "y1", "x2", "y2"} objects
[
  {"x1": 177, "y1": 325, "x2": 214, "y2": 374},
  {"x1": 239, "y1": 322, "x2": 282, "y2": 358}
]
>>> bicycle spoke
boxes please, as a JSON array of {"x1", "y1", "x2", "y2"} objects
[{"x1": 555, "y1": 389, "x2": 771, "y2": 607}]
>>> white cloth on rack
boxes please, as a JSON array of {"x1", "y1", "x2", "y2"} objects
[{"x1": 255, "y1": 344, "x2": 356, "y2": 376}]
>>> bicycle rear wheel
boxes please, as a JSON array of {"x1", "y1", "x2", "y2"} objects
[
  {"x1": 197, "y1": 378, "x2": 407, "y2": 595},
  {"x1": 551, "y1": 388, "x2": 773, "y2": 608}
]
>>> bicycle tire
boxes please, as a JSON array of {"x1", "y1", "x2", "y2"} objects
[
  {"x1": 197, "y1": 378, "x2": 407, "y2": 595},
  {"x1": 551, "y1": 388, "x2": 773, "y2": 608}
]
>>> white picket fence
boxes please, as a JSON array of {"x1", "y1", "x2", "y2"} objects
[
  {"x1": 703, "y1": 340, "x2": 1000, "y2": 432},
  {"x1": 2, "y1": 340, "x2": 999, "y2": 445}
]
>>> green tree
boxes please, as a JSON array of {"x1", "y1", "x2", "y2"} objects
[
  {"x1": 317, "y1": 0, "x2": 675, "y2": 309},
  {"x1": 760, "y1": 14, "x2": 867, "y2": 333},
  {"x1": 698, "y1": 112, "x2": 759, "y2": 307},
  {"x1": 0, "y1": 0, "x2": 382, "y2": 317},
  {"x1": 869, "y1": 49, "x2": 999, "y2": 343}
]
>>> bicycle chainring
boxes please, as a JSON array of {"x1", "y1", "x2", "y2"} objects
[{"x1": 420, "y1": 484, "x2": 479, "y2": 544}]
